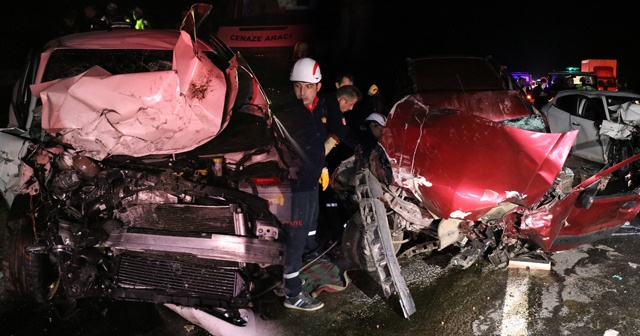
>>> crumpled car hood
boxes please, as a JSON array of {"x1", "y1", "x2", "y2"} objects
[
  {"x1": 31, "y1": 31, "x2": 234, "y2": 161},
  {"x1": 600, "y1": 102, "x2": 640, "y2": 140},
  {"x1": 380, "y1": 95, "x2": 578, "y2": 220}
]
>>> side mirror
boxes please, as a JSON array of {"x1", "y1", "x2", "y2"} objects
[{"x1": 577, "y1": 180, "x2": 600, "y2": 209}]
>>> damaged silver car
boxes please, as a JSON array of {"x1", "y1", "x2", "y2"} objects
[
  {"x1": 0, "y1": 4, "x2": 297, "y2": 322},
  {"x1": 542, "y1": 89, "x2": 640, "y2": 171}
]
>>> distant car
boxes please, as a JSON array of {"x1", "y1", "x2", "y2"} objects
[
  {"x1": 0, "y1": 4, "x2": 297, "y2": 323},
  {"x1": 547, "y1": 71, "x2": 598, "y2": 93},
  {"x1": 394, "y1": 55, "x2": 546, "y2": 130},
  {"x1": 542, "y1": 90, "x2": 640, "y2": 166}
]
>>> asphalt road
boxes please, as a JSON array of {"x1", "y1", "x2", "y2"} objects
[{"x1": 1, "y1": 192, "x2": 639, "y2": 336}]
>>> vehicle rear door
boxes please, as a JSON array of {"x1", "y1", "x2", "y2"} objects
[
  {"x1": 545, "y1": 93, "x2": 577, "y2": 133},
  {"x1": 570, "y1": 96, "x2": 607, "y2": 163}
]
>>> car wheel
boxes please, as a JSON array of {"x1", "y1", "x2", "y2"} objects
[{"x1": 2, "y1": 195, "x2": 57, "y2": 303}]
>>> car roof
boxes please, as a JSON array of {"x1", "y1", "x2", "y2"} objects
[
  {"x1": 407, "y1": 55, "x2": 507, "y2": 91},
  {"x1": 42, "y1": 29, "x2": 213, "y2": 51},
  {"x1": 36, "y1": 29, "x2": 214, "y2": 85},
  {"x1": 554, "y1": 90, "x2": 640, "y2": 99}
]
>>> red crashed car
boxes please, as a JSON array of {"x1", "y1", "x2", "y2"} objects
[{"x1": 332, "y1": 58, "x2": 640, "y2": 318}]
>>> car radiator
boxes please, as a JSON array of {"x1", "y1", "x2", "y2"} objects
[
  {"x1": 113, "y1": 250, "x2": 245, "y2": 305},
  {"x1": 103, "y1": 203, "x2": 272, "y2": 306}
]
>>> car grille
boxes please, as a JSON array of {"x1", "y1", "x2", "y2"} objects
[{"x1": 115, "y1": 251, "x2": 244, "y2": 298}]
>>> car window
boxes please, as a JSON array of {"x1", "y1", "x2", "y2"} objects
[
  {"x1": 42, "y1": 49, "x2": 174, "y2": 82},
  {"x1": 555, "y1": 94, "x2": 580, "y2": 116},
  {"x1": 580, "y1": 97, "x2": 606, "y2": 121}
]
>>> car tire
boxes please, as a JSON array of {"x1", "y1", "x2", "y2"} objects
[{"x1": 2, "y1": 195, "x2": 56, "y2": 303}]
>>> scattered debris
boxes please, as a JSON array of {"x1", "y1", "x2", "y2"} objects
[
  {"x1": 612, "y1": 275, "x2": 623, "y2": 281},
  {"x1": 508, "y1": 258, "x2": 552, "y2": 271},
  {"x1": 594, "y1": 245, "x2": 615, "y2": 252},
  {"x1": 604, "y1": 329, "x2": 619, "y2": 336},
  {"x1": 629, "y1": 262, "x2": 638, "y2": 269}
]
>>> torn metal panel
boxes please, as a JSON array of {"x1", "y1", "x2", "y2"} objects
[
  {"x1": 353, "y1": 168, "x2": 416, "y2": 318},
  {"x1": 601, "y1": 102, "x2": 640, "y2": 140},
  {"x1": 32, "y1": 31, "x2": 232, "y2": 161},
  {"x1": 380, "y1": 95, "x2": 577, "y2": 221},
  {"x1": 519, "y1": 152, "x2": 640, "y2": 251},
  {"x1": 0, "y1": 133, "x2": 33, "y2": 204}
]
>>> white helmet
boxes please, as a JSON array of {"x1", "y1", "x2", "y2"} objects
[
  {"x1": 364, "y1": 112, "x2": 387, "y2": 127},
  {"x1": 290, "y1": 57, "x2": 322, "y2": 83}
]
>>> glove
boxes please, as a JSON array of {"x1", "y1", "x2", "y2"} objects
[
  {"x1": 368, "y1": 84, "x2": 379, "y2": 96},
  {"x1": 324, "y1": 135, "x2": 339, "y2": 155},
  {"x1": 319, "y1": 167, "x2": 329, "y2": 191}
]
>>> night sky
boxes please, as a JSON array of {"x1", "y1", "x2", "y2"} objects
[{"x1": 2, "y1": 0, "x2": 640, "y2": 90}]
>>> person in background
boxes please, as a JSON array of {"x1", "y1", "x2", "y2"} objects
[
  {"x1": 334, "y1": 71, "x2": 355, "y2": 89},
  {"x1": 532, "y1": 77, "x2": 550, "y2": 110},
  {"x1": 56, "y1": 8, "x2": 79, "y2": 37},
  {"x1": 127, "y1": 5, "x2": 150, "y2": 29},
  {"x1": 616, "y1": 78, "x2": 632, "y2": 92},
  {"x1": 79, "y1": 4, "x2": 109, "y2": 32},
  {"x1": 517, "y1": 77, "x2": 528, "y2": 92},
  {"x1": 105, "y1": 2, "x2": 133, "y2": 29}
]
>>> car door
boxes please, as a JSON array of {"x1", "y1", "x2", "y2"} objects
[
  {"x1": 570, "y1": 96, "x2": 608, "y2": 163},
  {"x1": 545, "y1": 93, "x2": 578, "y2": 133},
  {"x1": 549, "y1": 154, "x2": 640, "y2": 251}
]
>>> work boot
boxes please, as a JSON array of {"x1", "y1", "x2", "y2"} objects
[{"x1": 283, "y1": 291, "x2": 324, "y2": 311}]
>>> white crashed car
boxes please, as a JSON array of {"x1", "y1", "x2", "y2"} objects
[
  {"x1": 541, "y1": 89, "x2": 640, "y2": 169},
  {"x1": 0, "y1": 4, "x2": 297, "y2": 323}
]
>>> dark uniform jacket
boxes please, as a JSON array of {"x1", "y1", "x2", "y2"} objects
[{"x1": 276, "y1": 92, "x2": 350, "y2": 191}]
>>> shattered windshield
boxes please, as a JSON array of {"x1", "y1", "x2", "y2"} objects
[{"x1": 42, "y1": 49, "x2": 174, "y2": 82}]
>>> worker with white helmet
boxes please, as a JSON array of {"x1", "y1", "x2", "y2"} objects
[{"x1": 275, "y1": 57, "x2": 351, "y2": 311}]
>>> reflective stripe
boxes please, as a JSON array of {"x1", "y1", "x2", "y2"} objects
[
  {"x1": 284, "y1": 271, "x2": 299, "y2": 279},
  {"x1": 308, "y1": 230, "x2": 316, "y2": 236},
  {"x1": 326, "y1": 203, "x2": 338, "y2": 207}
]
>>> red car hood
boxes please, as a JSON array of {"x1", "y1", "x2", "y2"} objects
[
  {"x1": 416, "y1": 90, "x2": 532, "y2": 122},
  {"x1": 380, "y1": 95, "x2": 577, "y2": 220}
]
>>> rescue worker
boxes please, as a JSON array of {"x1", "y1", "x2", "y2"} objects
[
  {"x1": 318, "y1": 84, "x2": 362, "y2": 248},
  {"x1": 276, "y1": 58, "x2": 352, "y2": 311},
  {"x1": 323, "y1": 84, "x2": 362, "y2": 155},
  {"x1": 126, "y1": 5, "x2": 150, "y2": 29}
]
